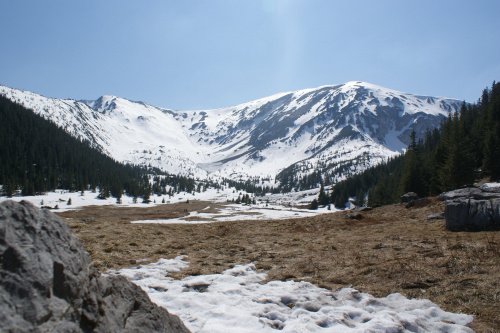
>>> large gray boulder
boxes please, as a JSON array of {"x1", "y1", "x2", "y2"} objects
[
  {"x1": 438, "y1": 186, "x2": 500, "y2": 201},
  {"x1": 0, "y1": 200, "x2": 190, "y2": 333},
  {"x1": 442, "y1": 186, "x2": 500, "y2": 231}
]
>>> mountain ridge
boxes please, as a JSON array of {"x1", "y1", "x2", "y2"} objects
[{"x1": 0, "y1": 82, "x2": 462, "y2": 187}]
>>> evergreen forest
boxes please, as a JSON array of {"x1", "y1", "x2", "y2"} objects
[
  {"x1": 0, "y1": 95, "x2": 159, "y2": 198},
  {"x1": 326, "y1": 81, "x2": 500, "y2": 209},
  {"x1": 0, "y1": 96, "x2": 272, "y2": 200}
]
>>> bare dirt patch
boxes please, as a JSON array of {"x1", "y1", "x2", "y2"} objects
[{"x1": 58, "y1": 199, "x2": 500, "y2": 332}]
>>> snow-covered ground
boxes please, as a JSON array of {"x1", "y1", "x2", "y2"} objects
[
  {"x1": 132, "y1": 203, "x2": 324, "y2": 224},
  {"x1": 1, "y1": 188, "x2": 476, "y2": 331},
  {"x1": 0, "y1": 187, "x2": 238, "y2": 211},
  {"x1": 0, "y1": 187, "x2": 333, "y2": 221},
  {"x1": 112, "y1": 256, "x2": 474, "y2": 333},
  {"x1": 479, "y1": 182, "x2": 500, "y2": 189}
]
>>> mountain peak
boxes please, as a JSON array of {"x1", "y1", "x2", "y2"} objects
[
  {"x1": 0, "y1": 82, "x2": 463, "y2": 183},
  {"x1": 87, "y1": 95, "x2": 118, "y2": 113}
]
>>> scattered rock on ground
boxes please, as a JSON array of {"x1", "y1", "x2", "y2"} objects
[
  {"x1": 345, "y1": 211, "x2": 363, "y2": 220},
  {"x1": 400, "y1": 192, "x2": 419, "y2": 203},
  {"x1": 427, "y1": 212, "x2": 445, "y2": 220},
  {"x1": 355, "y1": 207, "x2": 373, "y2": 212},
  {"x1": 405, "y1": 197, "x2": 431, "y2": 209},
  {"x1": 0, "y1": 200, "x2": 190, "y2": 333},
  {"x1": 400, "y1": 192, "x2": 431, "y2": 209}
]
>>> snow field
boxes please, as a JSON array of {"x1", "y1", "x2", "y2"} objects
[
  {"x1": 132, "y1": 202, "x2": 325, "y2": 224},
  {"x1": 0, "y1": 187, "x2": 333, "y2": 220},
  {"x1": 112, "y1": 257, "x2": 474, "y2": 333}
]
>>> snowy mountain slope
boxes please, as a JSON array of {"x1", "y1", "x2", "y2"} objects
[
  {"x1": 0, "y1": 82, "x2": 462, "y2": 184},
  {"x1": 0, "y1": 86, "x2": 208, "y2": 177},
  {"x1": 171, "y1": 81, "x2": 461, "y2": 182}
]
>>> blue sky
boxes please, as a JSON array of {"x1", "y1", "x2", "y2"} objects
[{"x1": 1, "y1": 0, "x2": 499, "y2": 110}]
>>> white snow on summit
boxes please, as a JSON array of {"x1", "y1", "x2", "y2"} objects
[{"x1": 0, "y1": 82, "x2": 462, "y2": 183}]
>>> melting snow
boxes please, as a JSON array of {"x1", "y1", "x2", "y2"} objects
[
  {"x1": 112, "y1": 257, "x2": 474, "y2": 333},
  {"x1": 132, "y1": 203, "x2": 324, "y2": 224},
  {"x1": 0, "y1": 187, "x2": 331, "y2": 218}
]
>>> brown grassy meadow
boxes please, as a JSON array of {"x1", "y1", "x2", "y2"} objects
[{"x1": 58, "y1": 199, "x2": 500, "y2": 332}]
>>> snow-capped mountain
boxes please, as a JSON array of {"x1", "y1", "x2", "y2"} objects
[{"x1": 0, "y1": 82, "x2": 462, "y2": 185}]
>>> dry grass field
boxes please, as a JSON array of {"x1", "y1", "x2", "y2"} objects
[{"x1": 58, "y1": 199, "x2": 500, "y2": 332}]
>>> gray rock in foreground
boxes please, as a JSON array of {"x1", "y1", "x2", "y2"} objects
[
  {"x1": 0, "y1": 200, "x2": 191, "y2": 333},
  {"x1": 442, "y1": 186, "x2": 500, "y2": 231}
]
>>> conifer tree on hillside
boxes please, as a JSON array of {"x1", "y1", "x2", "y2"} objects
[
  {"x1": 368, "y1": 173, "x2": 393, "y2": 207},
  {"x1": 482, "y1": 82, "x2": 500, "y2": 179},
  {"x1": 433, "y1": 109, "x2": 475, "y2": 191},
  {"x1": 325, "y1": 80, "x2": 500, "y2": 209},
  {"x1": 310, "y1": 198, "x2": 318, "y2": 210},
  {"x1": 1, "y1": 96, "x2": 245, "y2": 199},
  {"x1": 483, "y1": 123, "x2": 500, "y2": 179},
  {"x1": 317, "y1": 183, "x2": 329, "y2": 206},
  {"x1": 399, "y1": 131, "x2": 427, "y2": 196},
  {"x1": 355, "y1": 187, "x2": 365, "y2": 207}
]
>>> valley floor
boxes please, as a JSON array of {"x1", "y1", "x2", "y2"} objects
[{"x1": 57, "y1": 199, "x2": 499, "y2": 332}]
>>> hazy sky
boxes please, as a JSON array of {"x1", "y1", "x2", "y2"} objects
[{"x1": 1, "y1": 0, "x2": 499, "y2": 110}]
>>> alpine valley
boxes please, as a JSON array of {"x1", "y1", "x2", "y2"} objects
[{"x1": 0, "y1": 81, "x2": 462, "y2": 189}]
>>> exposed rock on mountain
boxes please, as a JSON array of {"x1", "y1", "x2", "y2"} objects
[
  {"x1": 0, "y1": 200, "x2": 190, "y2": 333},
  {"x1": 0, "y1": 82, "x2": 461, "y2": 183}
]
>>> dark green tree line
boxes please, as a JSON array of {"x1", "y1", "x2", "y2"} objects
[
  {"x1": 325, "y1": 81, "x2": 500, "y2": 208},
  {"x1": 0, "y1": 95, "x2": 154, "y2": 197}
]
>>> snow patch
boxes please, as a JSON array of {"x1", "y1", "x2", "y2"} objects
[{"x1": 112, "y1": 257, "x2": 474, "y2": 333}]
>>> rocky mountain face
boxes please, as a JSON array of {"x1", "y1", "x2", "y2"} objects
[
  {"x1": 0, "y1": 200, "x2": 190, "y2": 332},
  {"x1": 0, "y1": 82, "x2": 461, "y2": 185}
]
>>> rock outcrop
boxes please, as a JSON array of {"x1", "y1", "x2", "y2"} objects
[
  {"x1": 400, "y1": 192, "x2": 419, "y2": 203},
  {"x1": 0, "y1": 200, "x2": 191, "y2": 333},
  {"x1": 400, "y1": 192, "x2": 430, "y2": 209},
  {"x1": 441, "y1": 186, "x2": 500, "y2": 231}
]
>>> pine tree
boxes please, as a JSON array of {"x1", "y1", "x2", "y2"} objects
[
  {"x1": 318, "y1": 183, "x2": 329, "y2": 206},
  {"x1": 483, "y1": 123, "x2": 500, "y2": 179},
  {"x1": 142, "y1": 190, "x2": 151, "y2": 203},
  {"x1": 355, "y1": 188, "x2": 365, "y2": 207},
  {"x1": 482, "y1": 81, "x2": 500, "y2": 179},
  {"x1": 399, "y1": 131, "x2": 426, "y2": 196},
  {"x1": 368, "y1": 173, "x2": 391, "y2": 207},
  {"x1": 97, "y1": 187, "x2": 110, "y2": 199},
  {"x1": 439, "y1": 110, "x2": 475, "y2": 190},
  {"x1": 334, "y1": 190, "x2": 349, "y2": 209},
  {"x1": 310, "y1": 199, "x2": 318, "y2": 210}
]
